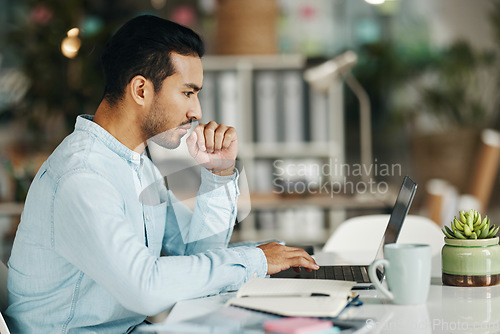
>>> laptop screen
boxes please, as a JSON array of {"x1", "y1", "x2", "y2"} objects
[{"x1": 374, "y1": 176, "x2": 417, "y2": 260}]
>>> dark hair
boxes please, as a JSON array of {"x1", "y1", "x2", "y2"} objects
[{"x1": 101, "y1": 15, "x2": 205, "y2": 105}]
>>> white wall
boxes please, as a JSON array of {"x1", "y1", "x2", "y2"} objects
[{"x1": 412, "y1": 0, "x2": 496, "y2": 50}]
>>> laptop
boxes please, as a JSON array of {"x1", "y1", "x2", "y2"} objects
[{"x1": 270, "y1": 176, "x2": 417, "y2": 286}]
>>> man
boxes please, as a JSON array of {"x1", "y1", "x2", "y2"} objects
[{"x1": 5, "y1": 15, "x2": 318, "y2": 333}]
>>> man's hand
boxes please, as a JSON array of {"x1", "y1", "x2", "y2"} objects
[
  {"x1": 258, "y1": 242, "x2": 320, "y2": 275},
  {"x1": 186, "y1": 121, "x2": 238, "y2": 176}
]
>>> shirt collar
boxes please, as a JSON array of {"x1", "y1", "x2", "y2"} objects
[{"x1": 75, "y1": 114, "x2": 144, "y2": 166}]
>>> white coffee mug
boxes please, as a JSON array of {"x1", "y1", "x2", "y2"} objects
[{"x1": 368, "y1": 243, "x2": 431, "y2": 305}]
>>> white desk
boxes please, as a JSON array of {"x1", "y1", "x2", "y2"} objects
[
  {"x1": 144, "y1": 251, "x2": 500, "y2": 334},
  {"x1": 318, "y1": 251, "x2": 500, "y2": 334},
  {"x1": 341, "y1": 284, "x2": 500, "y2": 334}
]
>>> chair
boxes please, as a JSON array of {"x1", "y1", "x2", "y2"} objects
[
  {"x1": 0, "y1": 313, "x2": 8, "y2": 334},
  {"x1": 323, "y1": 214, "x2": 445, "y2": 257},
  {"x1": 0, "y1": 261, "x2": 10, "y2": 334},
  {"x1": 322, "y1": 215, "x2": 386, "y2": 254},
  {"x1": 397, "y1": 215, "x2": 445, "y2": 256}
]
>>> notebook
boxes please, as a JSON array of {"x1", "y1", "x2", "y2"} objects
[
  {"x1": 270, "y1": 176, "x2": 418, "y2": 286},
  {"x1": 226, "y1": 278, "x2": 357, "y2": 317}
]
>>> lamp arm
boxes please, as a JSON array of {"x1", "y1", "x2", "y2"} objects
[{"x1": 342, "y1": 71, "x2": 373, "y2": 182}]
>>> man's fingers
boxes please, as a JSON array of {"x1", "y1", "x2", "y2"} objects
[
  {"x1": 213, "y1": 124, "x2": 228, "y2": 152},
  {"x1": 284, "y1": 247, "x2": 319, "y2": 271},
  {"x1": 284, "y1": 247, "x2": 317, "y2": 266},
  {"x1": 293, "y1": 250, "x2": 317, "y2": 266},
  {"x1": 258, "y1": 242, "x2": 319, "y2": 275},
  {"x1": 186, "y1": 130, "x2": 196, "y2": 146},
  {"x1": 194, "y1": 124, "x2": 206, "y2": 151},
  {"x1": 291, "y1": 256, "x2": 319, "y2": 270},
  {"x1": 193, "y1": 122, "x2": 237, "y2": 153},
  {"x1": 203, "y1": 121, "x2": 218, "y2": 153},
  {"x1": 187, "y1": 121, "x2": 238, "y2": 173},
  {"x1": 222, "y1": 127, "x2": 236, "y2": 150}
]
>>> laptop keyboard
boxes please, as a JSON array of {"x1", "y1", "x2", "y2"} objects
[
  {"x1": 314, "y1": 265, "x2": 370, "y2": 283},
  {"x1": 270, "y1": 265, "x2": 376, "y2": 283}
]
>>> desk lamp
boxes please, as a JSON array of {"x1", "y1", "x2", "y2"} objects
[{"x1": 304, "y1": 51, "x2": 373, "y2": 184}]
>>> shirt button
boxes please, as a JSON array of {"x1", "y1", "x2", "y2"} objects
[
  {"x1": 146, "y1": 215, "x2": 150, "y2": 221},
  {"x1": 133, "y1": 153, "x2": 140, "y2": 160}
]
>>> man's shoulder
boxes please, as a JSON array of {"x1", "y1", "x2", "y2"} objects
[{"x1": 47, "y1": 130, "x2": 125, "y2": 181}]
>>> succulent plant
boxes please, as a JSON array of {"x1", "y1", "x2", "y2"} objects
[{"x1": 442, "y1": 209, "x2": 499, "y2": 239}]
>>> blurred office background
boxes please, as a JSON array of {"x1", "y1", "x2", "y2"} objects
[{"x1": 0, "y1": 0, "x2": 499, "y2": 257}]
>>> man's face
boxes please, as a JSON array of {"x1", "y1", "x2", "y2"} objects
[{"x1": 142, "y1": 52, "x2": 203, "y2": 149}]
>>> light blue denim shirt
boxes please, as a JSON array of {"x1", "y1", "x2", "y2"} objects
[{"x1": 5, "y1": 115, "x2": 267, "y2": 333}]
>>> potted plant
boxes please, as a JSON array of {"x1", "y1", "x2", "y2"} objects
[{"x1": 441, "y1": 209, "x2": 500, "y2": 287}]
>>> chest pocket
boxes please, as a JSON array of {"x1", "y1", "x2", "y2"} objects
[
  {"x1": 144, "y1": 201, "x2": 167, "y2": 256},
  {"x1": 139, "y1": 176, "x2": 169, "y2": 255}
]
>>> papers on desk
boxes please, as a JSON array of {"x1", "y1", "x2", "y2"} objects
[
  {"x1": 137, "y1": 289, "x2": 370, "y2": 334},
  {"x1": 226, "y1": 278, "x2": 356, "y2": 317}
]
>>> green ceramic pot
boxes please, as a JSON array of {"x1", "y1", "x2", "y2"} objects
[{"x1": 442, "y1": 236, "x2": 500, "y2": 287}]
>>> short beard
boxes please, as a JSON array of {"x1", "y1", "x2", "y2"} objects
[{"x1": 142, "y1": 103, "x2": 181, "y2": 149}]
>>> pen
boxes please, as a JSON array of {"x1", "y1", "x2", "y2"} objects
[
  {"x1": 345, "y1": 294, "x2": 363, "y2": 307},
  {"x1": 240, "y1": 293, "x2": 331, "y2": 298}
]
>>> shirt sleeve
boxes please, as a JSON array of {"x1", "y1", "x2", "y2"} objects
[
  {"x1": 162, "y1": 167, "x2": 240, "y2": 256},
  {"x1": 53, "y1": 171, "x2": 267, "y2": 316}
]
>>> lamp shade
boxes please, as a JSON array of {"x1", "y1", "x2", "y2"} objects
[{"x1": 303, "y1": 51, "x2": 358, "y2": 93}]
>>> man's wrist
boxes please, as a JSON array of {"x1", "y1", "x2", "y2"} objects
[{"x1": 211, "y1": 163, "x2": 236, "y2": 176}]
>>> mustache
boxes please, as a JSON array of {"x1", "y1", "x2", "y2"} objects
[{"x1": 179, "y1": 120, "x2": 192, "y2": 127}]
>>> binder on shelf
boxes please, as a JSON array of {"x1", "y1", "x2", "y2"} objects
[
  {"x1": 217, "y1": 71, "x2": 242, "y2": 138},
  {"x1": 291, "y1": 208, "x2": 324, "y2": 243},
  {"x1": 257, "y1": 211, "x2": 275, "y2": 233},
  {"x1": 309, "y1": 87, "x2": 329, "y2": 143},
  {"x1": 253, "y1": 160, "x2": 274, "y2": 194},
  {"x1": 302, "y1": 207, "x2": 325, "y2": 241},
  {"x1": 281, "y1": 70, "x2": 305, "y2": 145},
  {"x1": 198, "y1": 71, "x2": 216, "y2": 123},
  {"x1": 255, "y1": 71, "x2": 279, "y2": 144},
  {"x1": 276, "y1": 209, "x2": 296, "y2": 241}
]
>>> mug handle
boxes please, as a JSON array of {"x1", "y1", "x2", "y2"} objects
[{"x1": 368, "y1": 259, "x2": 393, "y2": 301}]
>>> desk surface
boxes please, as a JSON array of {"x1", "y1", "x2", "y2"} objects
[
  {"x1": 147, "y1": 251, "x2": 500, "y2": 334},
  {"x1": 317, "y1": 251, "x2": 500, "y2": 334}
]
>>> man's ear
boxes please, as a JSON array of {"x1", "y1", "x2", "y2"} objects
[{"x1": 129, "y1": 75, "x2": 153, "y2": 106}]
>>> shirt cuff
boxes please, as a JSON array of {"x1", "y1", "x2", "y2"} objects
[
  {"x1": 201, "y1": 166, "x2": 238, "y2": 182},
  {"x1": 199, "y1": 167, "x2": 240, "y2": 199},
  {"x1": 232, "y1": 246, "x2": 268, "y2": 280}
]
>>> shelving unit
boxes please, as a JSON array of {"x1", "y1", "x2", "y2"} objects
[{"x1": 149, "y1": 54, "x2": 393, "y2": 246}]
